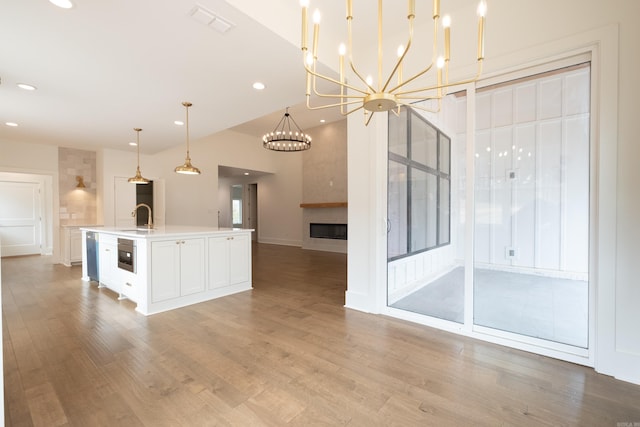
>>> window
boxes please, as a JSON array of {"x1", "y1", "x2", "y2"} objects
[
  {"x1": 388, "y1": 107, "x2": 451, "y2": 261},
  {"x1": 231, "y1": 184, "x2": 243, "y2": 227}
]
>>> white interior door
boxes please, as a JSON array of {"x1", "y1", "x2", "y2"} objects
[
  {"x1": 0, "y1": 181, "x2": 42, "y2": 256},
  {"x1": 114, "y1": 177, "x2": 136, "y2": 228}
]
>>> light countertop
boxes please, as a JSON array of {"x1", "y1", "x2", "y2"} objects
[{"x1": 80, "y1": 225, "x2": 253, "y2": 239}]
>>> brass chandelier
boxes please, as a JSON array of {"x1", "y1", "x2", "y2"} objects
[{"x1": 301, "y1": 0, "x2": 487, "y2": 125}]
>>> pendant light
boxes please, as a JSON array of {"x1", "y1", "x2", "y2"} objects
[
  {"x1": 128, "y1": 128, "x2": 150, "y2": 184},
  {"x1": 174, "y1": 101, "x2": 201, "y2": 175}
]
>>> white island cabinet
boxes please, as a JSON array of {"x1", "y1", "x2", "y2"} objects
[{"x1": 80, "y1": 226, "x2": 253, "y2": 315}]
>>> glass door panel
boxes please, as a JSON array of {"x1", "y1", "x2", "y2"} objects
[
  {"x1": 387, "y1": 102, "x2": 465, "y2": 324},
  {"x1": 473, "y1": 64, "x2": 590, "y2": 348}
]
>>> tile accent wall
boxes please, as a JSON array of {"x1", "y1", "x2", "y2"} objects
[
  {"x1": 58, "y1": 147, "x2": 97, "y2": 226},
  {"x1": 302, "y1": 120, "x2": 348, "y2": 253}
]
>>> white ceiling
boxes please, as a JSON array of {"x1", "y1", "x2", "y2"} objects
[
  {"x1": 1, "y1": 0, "x2": 474, "y2": 154},
  {"x1": 0, "y1": 0, "x2": 347, "y2": 154}
]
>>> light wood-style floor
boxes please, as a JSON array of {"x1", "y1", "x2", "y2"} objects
[{"x1": 3, "y1": 243, "x2": 640, "y2": 426}]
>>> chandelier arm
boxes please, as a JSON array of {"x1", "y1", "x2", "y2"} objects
[
  {"x1": 287, "y1": 114, "x2": 305, "y2": 134},
  {"x1": 311, "y1": 60, "x2": 365, "y2": 99},
  {"x1": 380, "y1": 17, "x2": 415, "y2": 93},
  {"x1": 348, "y1": 60, "x2": 376, "y2": 93},
  {"x1": 304, "y1": 60, "x2": 369, "y2": 96},
  {"x1": 346, "y1": 11, "x2": 376, "y2": 93},
  {"x1": 395, "y1": 60, "x2": 483, "y2": 97},
  {"x1": 306, "y1": 96, "x2": 364, "y2": 111},
  {"x1": 271, "y1": 114, "x2": 287, "y2": 134},
  {"x1": 364, "y1": 110, "x2": 375, "y2": 126},
  {"x1": 387, "y1": 16, "x2": 440, "y2": 94}
]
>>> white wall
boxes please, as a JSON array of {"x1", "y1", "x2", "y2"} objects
[{"x1": 346, "y1": 0, "x2": 640, "y2": 384}]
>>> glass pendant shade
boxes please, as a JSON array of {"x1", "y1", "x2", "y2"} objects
[
  {"x1": 175, "y1": 101, "x2": 201, "y2": 175},
  {"x1": 128, "y1": 128, "x2": 150, "y2": 184}
]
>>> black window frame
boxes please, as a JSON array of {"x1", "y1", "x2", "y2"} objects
[{"x1": 387, "y1": 106, "x2": 451, "y2": 262}]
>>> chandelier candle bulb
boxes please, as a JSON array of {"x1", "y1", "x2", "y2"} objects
[
  {"x1": 301, "y1": 0, "x2": 308, "y2": 51},
  {"x1": 339, "y1": 44, "x2": 346, "y2": 83},
  {"x1": 312, "y1": 9, "x2": 321, "y2": 59},
  {"x1": 443, "y1": 15, "x2": 451, "y2": 61},
  {"x1": 477, "y1": 1, "x2": 486, "y2": 60}
]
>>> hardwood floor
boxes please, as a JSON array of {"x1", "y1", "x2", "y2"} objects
[{"x1": 3, "y1": 243, "x2": 640, "y2": 426}]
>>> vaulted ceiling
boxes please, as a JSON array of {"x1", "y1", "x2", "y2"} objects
[{"x1": 1, "y1": 0, "x2": 472, "y2": 154}]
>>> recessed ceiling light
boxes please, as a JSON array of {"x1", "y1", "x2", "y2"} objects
[
  {"x1": 17, "y1": 83, "x2": 37, "y2": 91},
  {"x1": 174, "y1": 120, "x2": 184, "y2": 126},
  {"x1": 320, "y1": 119, "x2": 326, "y2": 123},
  {"x1": 5, "y1": 122, "x2": 18, "y2": 127},
  {"x1": 252, "y1": 82, "x2": 265, "y2": 90},
  {"x1": 129, "y1": 142, "x2": 137, "y2": 146},
  {"x1": 244, "y1": 172, "x2": 250, "y2": 176},
  {"x1": 49, "y1": 0, "x2": 73, "y2": 9}
]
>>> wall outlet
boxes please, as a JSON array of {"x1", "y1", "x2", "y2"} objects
[{"x1": 505, "y1": 247, "x2": 517, "y2": 258}]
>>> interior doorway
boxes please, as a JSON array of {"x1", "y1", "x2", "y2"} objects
[
  {"x1": 247, "y1": 183, "x2": 258, "y2": 241},
  {"x1": 0, "y1": 172, "x2": 52, "y2": 257},
  {"x1": 230, "y1": 183, "x2": 258, "y2": 240},
  {"x1": 218, "y1": 165, "x2": 270, "y2": 239}
]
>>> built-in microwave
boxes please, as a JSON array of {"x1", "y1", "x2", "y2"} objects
[{"x1": 117, "y1": 238, "x2": 135, "y2": 273}]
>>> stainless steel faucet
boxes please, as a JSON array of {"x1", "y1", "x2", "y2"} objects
[{"x1": 131, "y1": 203, "x2": 153, "y2": 229}]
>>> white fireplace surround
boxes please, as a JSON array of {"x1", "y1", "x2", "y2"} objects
[{"x1": 302, "y1": 207, "x2": 347, "y2": 253}]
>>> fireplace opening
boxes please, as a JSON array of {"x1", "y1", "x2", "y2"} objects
[{"x1": 310, "y1": 223, "x2": 347, "y2": 240}]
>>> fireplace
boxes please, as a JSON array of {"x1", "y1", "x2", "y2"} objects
[
  {"x1": 301, "y1": 205, "x2": 348, "y2": 253},
  {"x1": 310, "y1": 223, "x2": 347, "y2": 240}
]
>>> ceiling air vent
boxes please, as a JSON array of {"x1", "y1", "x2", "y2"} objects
[{"x1": 189, "y1": 5, "x2": 235, "y2": 34}]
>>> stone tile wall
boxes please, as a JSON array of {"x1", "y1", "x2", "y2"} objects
[{"x1": 58, "y1": 147, "x2": 97, "y2": 225}]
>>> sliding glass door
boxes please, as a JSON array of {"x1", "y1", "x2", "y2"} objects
[
  {"x1": 387, "y1": 105, "x2": 463, "y2": 323},
  {"x1": 473, "y1": 64, "x2": 590, "y2": 348},
  {"x1": 387, "y1": 61, "x2": 591, "y2": 353}
]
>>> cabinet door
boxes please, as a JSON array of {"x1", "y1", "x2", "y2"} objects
[
  {"x1": 70, "y1": 229, "x2": 83, "y2": 262},
  {"x1": 208, "y1": 236, "x2": 229, "y2": 289},
  {"x1": 180, "y1": 238, "x2": 205, "y2": 296},
  {"x1": 60, "y1": 228, "x2": 71, "y2": 266},
  {"x1": 120, "y1": 270, "x2": 138, "y2": 302},
  {"x1": 151, "y1": 240, "x2": 181, "y2": 302},
  {"x1": 228, "y1": 233, "x2": 250, "y2": 285},
  {"x1": 98, "y1": 242, "x2": 117, "y2": 290}
]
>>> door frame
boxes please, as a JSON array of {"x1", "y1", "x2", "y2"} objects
[{"x1": 0, "y1": 171, "x2": 55, "y2": 257}]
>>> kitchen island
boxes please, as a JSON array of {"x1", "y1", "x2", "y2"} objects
[{"x1": 80, "y1": 226, "x2": 253, "y2": 315}]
